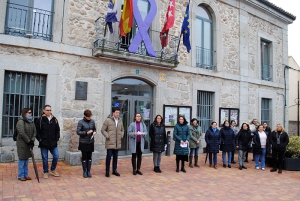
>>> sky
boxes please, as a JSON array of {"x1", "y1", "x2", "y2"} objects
[{"x1": 268, "y1": 0, "x2": 299, "y2": 65}]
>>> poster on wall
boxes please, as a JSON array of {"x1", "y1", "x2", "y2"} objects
[
  {"x1": 179, "y1": 107, "x2": 191, "y2": 121},
  {"x1": 164, "y1": 105, "x2": 192, "y2": 127},
  {"x1": 219, "y1": 108, "x2": 239, "y2": 127}
]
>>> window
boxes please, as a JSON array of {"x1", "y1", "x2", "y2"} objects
[
  {"x1": 261, "y1": 40, "x2": 272, "y2": 81},
  {"x1": 2, "y1": 72, "x2": 46, "y2": 137},
  {"x1": 197, "y1": 91, "x2": 213, "y2": 133},
  {"x1": 261, "y1": 98, "x2": 271, "y2": 127},
  {"x1": 195, "y1": 5, "x2": 214, "y2": 70},
  {"x1": 5, "y1": 0, "x2": 54, "y2": 41}
]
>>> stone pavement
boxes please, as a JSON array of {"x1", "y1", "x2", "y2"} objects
[{"x1": 0, "y1": 153, "x2": 299, "y2": 201}]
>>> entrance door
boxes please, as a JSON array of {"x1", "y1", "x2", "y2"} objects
[{"x1": 112, "y1": 96, "x2": 152, "y2": 155}]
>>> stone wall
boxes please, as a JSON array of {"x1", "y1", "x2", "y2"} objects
[{"x1": 288, "y1": 121, "x2": 299, "y2": 136}]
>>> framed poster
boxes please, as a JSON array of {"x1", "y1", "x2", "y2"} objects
[
  {"x1": 164, "y1": 105, "x2": 192, "y2": 127},
  {"x1": 219, "y1": 108, "x2": 239, "y2": 127}
]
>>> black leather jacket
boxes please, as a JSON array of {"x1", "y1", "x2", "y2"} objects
[{"x1": 77, "y1": 118, "x2": 96, "y2": 144}]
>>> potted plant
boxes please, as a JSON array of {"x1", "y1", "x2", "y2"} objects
[{"x1": 284, "y1": 136, "x2": 300, "y2": 171}]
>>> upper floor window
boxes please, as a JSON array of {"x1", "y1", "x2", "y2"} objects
[
  {"x1": 261, "y1": 40, "x2": 272, "y2": 81},
  {"x1": 5, "y1": 0, "x2": 54, "y2": 41},
  {"x1": 195, "y1": 5, "x2": 214, "y2": 70}
]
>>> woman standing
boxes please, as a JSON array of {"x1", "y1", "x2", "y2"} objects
[
  {"x1": 128, "y1": 113, "x2": 147, "y2": 175},
  {"x1": 205, "y1": 122, "x2": 221, "y2": 169},
  {"x1": 236, "y1": 123, "x2": 252, "y2": 170},
  {"x1": 16, "y1": 108, "x2": 36, "y2": 181},
  {"x1": 77, "y1": 110, "x2": 96, "y2": 178},
  {"x1": 173, "y1": 116, "x2": 190, "y2": 173},
  {"x1": 270, "y1": 124, "x2": 289, "y2": 174},
  {"x1": 253, "y1": 125, "x2": 268, "y2": 170},
  {"x1": 189, "y1": 118, "x2": 202, "y2": 168},
  {"x1": 149, "y1": 115, "x2": 167, "y2": 173},
  {"x1": 220, "y1": 120, "x2": 235, "y2": 168},
  {"x1": 230, "y1": 120, "x2": 239, "y2": 164}
]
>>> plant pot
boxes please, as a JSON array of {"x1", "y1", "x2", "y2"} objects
[{"x1": 284, "y1": 158, "x2": 300, "y2": 171}]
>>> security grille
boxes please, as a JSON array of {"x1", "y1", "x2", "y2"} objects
[
  {"x1": 197, "y1": 91, "x2": 213, "y2": 133},
  {"x1": 261, "y1": 98, "x2": 271, "y2": 128}
]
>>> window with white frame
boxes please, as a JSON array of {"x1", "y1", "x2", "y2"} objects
[
  {"x1": 261, "y1": 98, "x2": 272, "y2": 127},
  {"x1": 195, "y1": 5, "x2": 214, "y2": 70},
  {"x1": 197, "y1": 91, "x2": 214, "y2": 133},
  {"x1": 2, "y1": 71, "x2": 47, "y2": 137},
  {"x1": 261, "y1": 40, "x2": 272, "y2": 81}
]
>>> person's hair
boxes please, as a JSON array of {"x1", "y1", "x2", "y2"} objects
[
  {"x1": 241, "y1": 123, "x2": 249, "y2": 130},
  {"x1": 21, "y1": 108, "x2": 31, "y2": 119},
  {"x1": 190, "y1": 118, "x2": 199, "y2": 125},
  {"x1": 263, "y1": 122, "x2": 268, "y2": 125},
  {"x1": 230, "y1": 120, "x2": 236, "y2": 125},
  {"x1": 257, "y1": 124, "x2": 263, "y2": 130},
  {"x1": 43, "y1": 105, "x2": 51, "y2": 109},
  {"x1": 211, "y1": 121, "x2": 217, "y2": 126},
  {"x1": 84, "y1": 109, "x2": 92, "y2": 117},
  {"x1": 178, "y1": 116, "x2": 188, "y2": 125},
  {"x1": 274, "y1": 124, "x2": 286, "y2": 134},
  {"x1": 223, "y1": 120, "x2": 229, "y2": 127},
  {"x1": 133, "y1": 113, "x2": 143, "y2": 122},
  {"x1": 154, "y1": 115, "x2": 164, "y2": 125},
  {"x1": 112, "y1": 107, "x2": 120, "y2": 113}
]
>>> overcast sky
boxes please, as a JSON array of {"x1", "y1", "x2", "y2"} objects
[{"x1": 269, "y1": 0, "x2": 299, "y2": 65}]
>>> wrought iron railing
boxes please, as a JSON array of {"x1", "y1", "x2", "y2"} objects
[
  {"x1": 261, "y1": 64, "x2": 272, "y2": 81},
  {"x1": 5, "y1": 2, "x2": 54, "y2": 41},
  {"x1": 195, "y1": 46, "x2": 215, "y2": 70},
  {"x1": 94, "y1": 17, "x2": 180, "y2": 62}
]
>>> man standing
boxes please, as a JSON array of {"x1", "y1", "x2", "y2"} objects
[
  {"x1": 101, "y1": 107, "x2": 124, "y2": 177},
  {"x1": 36, "y1": 105, "x2": 60, "y2": 179}
]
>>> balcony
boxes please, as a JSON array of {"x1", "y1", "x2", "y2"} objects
[
  {"x1": 195, "y1": 46, "x2": 215, "y2": 70},
  {"x1": 5, "y1": 2, "x2": 53, "y2": 41},
  {"x1": 93, "y1": 17, "x2": 180, "y2": 68}
]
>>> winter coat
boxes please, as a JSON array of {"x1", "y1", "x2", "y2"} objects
[
  {"x1": 270, "y1": 131, "x2": 289, "y2": 151},
  {"x1": 220, "y1": 126, "x2": 235, "y2": 152},
  {"x1": 235, "y1": 129, "x2": 252, "y2": 151},
  {"x1": 16, "y1": 117, "x2": 36, "y2": 160},
  {"x1": 189, "y1": 125, "x2": 202, "y2": 149},
  {"x1": 253, "y1": 131, "x2": 268, "y2": 154},
  {"x1": 173, "y1": 123, "x2": 190, "y2": 155},
  {"x1": 128, "y1": 121, "x2": 147, "y2": 153},
  {"x1": 77, "y1": 118, "x2": 96, "y2": 144},
  {"x1": 205, "y1": 127, "x2": 221, "y2": 153},
  {"x1": 149, "y1": 123, "x2": 167, "y2": 152},
  {"x1": 101, "y1": 115, "x2": 124, "y2": 149},
  {"x1": 36, "y1": 114, "x2": 60, "y2": 149}
]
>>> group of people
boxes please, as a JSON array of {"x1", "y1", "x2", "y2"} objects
[{"x1": 16, "y1": 106, "x2": 290, "y2": 181}]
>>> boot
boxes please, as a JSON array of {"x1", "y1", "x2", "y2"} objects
[
  {"x1": 189, "y1": 156, "x2": 193, "y2": 168},
  {"x1": 154, "y1": 166, "x2": 158, "y2": 173},
  {"x1": 181, "y1": 160, "x2": 186, "y2": 173},
  {"x1": 132, "y1": 158, "x2": 137, "y2": 175},
  {"x1": 137, "y1": 157, "x2": 142, "y2": 175},
  {"x1": 157, "y1": 166, "x2": 162, "y2": 173},
  {"x1": 87, "y1": 160, "x2": 92, "y2": 178},
  {"x1": 82, "y1": 160, "x2": 87, "y2": 178},
  {"x1": 176, "y1": 160, "x2": 180, "y2": 172},
  {"x1": 194, "y1": 156, "x2": 200, "y2": 167}
]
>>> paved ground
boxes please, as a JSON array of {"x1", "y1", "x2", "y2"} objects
[{"x1": 0, "y1": 153, "x2": 299, "y2": 201}]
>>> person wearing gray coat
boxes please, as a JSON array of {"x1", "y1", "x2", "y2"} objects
[
  {"x1": 128, "y1": 113, "x2": 147, "y2": 175},
  {"x1": 189, "y1": 118, "x2": 202, "y2": 168}
]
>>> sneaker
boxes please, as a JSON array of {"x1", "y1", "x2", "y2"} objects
[
  {"x1": 255, "y1": 167, "x2": 259, "y2": 170},
  {"x1": 262, "y1": 168, "x2": 265, "y2": 171},
  {"x1": 43, "y1": 173, "x2": 49, "y2": 179},
  {"x1": 50, "y1": 170, "x2": 60, "y2": 177}
]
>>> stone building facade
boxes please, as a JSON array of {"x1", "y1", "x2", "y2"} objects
[{"x1": 0, "y1": 0, "x2": 295, "y2": 162}]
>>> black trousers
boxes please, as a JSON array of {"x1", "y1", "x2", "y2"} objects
[
  {"x1": 272, "y1": 149, "x2": 285, "y2": 170},
  {"x1": 132, "y1": 142, "x2": 142, "y2": 170},
  {"x1": 82, "y1": 151, "x2": 92, "y2": 161}
]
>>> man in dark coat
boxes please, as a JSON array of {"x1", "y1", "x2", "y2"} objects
[{"x1": 36, "y1": 105, "x2": 60, "y2": 179}]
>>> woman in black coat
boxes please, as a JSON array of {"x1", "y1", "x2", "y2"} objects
[
  {"x1": 220, "y1": 120, "x2": 235, "y2": 168},
  {"x1": 236, "y1": 123, "x2": 252, "y2": 170},
  {"x1": 149, "y1": 115, "x2": 167, "y2": 173},
  {"x1": 269, "y1": 124, "x2": 289, "y2": 174},
  {"x1": 77, "y1": 110, "x2": 96, "y2": 178},
  {"x1": 205, "y1": 122, "x2": 221, "y2": 169}
]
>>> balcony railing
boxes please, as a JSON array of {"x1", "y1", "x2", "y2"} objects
[
  {"x1": 5, "y1": 2, "x2": 54, "y2": 41},
  {"x1": 261, "y1": 64, "x2": 272, "y2": 81},
  {"x1": 93, "y1": 17, "x2": 180, "y2": 67},
  {"x1": 195, "y1": 46, "x2": 215, "y2": 70}
]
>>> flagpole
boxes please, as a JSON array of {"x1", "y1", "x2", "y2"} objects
[
  {"x1": 103, "y1": 23, "x2": 108, "y2": 49},
  {"x1": 176, "y1": 33, "x2": 182, "y2": 61}
]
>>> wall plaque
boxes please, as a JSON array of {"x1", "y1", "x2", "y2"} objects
[{"x1": 75, "y1": 81, "x2": 88, "y2": 100}]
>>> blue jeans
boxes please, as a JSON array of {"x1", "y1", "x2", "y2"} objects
[
  {"x1": 106, "y1": 149, "x2": 119, "y2": 172},
  {"x1": 40, "y1": 147, "x2": 59, "y2": 173},
  {"x1": 209, "y1": 153, "x2": 217, "y2": 165},
  {"x1": 189, "y1": 147, "x2": 200, "y2": 156},
  {"x1": 222, "y1": 151, "x2": 232, "y2": 165},
  {"x1": 255, "y1": 148, "x2": 266, "y2": 168},
  {"x1": 18, "y1": 159, "x2": 29, "y2": 179}
]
